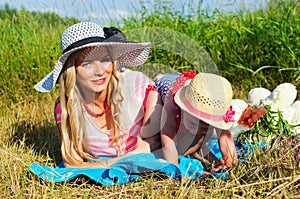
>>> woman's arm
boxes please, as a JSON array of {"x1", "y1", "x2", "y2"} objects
[{"x1": 64, "y1": 136, "x2": 150, "y2": 168}]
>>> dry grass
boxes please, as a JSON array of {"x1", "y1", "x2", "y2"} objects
[{"x1": 0, "y1": 93, "x2": 299, "y2": 198}]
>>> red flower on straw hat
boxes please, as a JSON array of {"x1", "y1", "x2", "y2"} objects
[{"x1": 223, "y1": 106, "x2": 235, "y2": 123}]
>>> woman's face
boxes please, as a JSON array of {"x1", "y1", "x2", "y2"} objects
[{"x1": 75, "y1": 48, "x2": 113, "y2": 96}]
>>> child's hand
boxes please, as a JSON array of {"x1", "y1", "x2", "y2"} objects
[
  {"x1": 213, "y1": 130, "x2": 238, "y2": 172},
  {"x1": 182, "y1": 135, "x2": 211, "y2": 166},
  {"x1": 211, "y1": 157, "x2": 238, "y2": 172}
]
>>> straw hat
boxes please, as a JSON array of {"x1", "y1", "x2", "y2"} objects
[
  {"x1": 174, "y1": 73, "x2": 234, "y2": 130},
  {"x1": 34, "y1": 22, "x2": 151, "y2": 92}
]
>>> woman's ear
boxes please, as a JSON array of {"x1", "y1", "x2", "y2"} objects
[
  {"x1": 118, "y1": 67, "x2": 126, "y2": 72},
  {"x1": 113, "y1": 60, "x2": 125, "y2": 72}
]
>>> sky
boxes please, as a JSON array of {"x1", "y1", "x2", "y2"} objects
[{"x1": 0, "y1": 0, "x2": 270, "y2": 25}]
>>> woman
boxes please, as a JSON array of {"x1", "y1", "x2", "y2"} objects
[
  {"x1": 34, "y1": 22, "x2": 161, "y2": 168},
  {"x1": 155, "y1": 70, "x2": 238, "y2": 171}
]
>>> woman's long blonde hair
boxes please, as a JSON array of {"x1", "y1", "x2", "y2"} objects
[{"x1": 57, "y1": 48, "x2": 123, "y2": 165}]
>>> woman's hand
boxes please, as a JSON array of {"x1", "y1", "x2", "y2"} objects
[
  {"x1": 142, "y1": 133, "x2": 162, "y2": 152},
  {"x1": 132, "y1": 136, "x2": 151, "y2": 154}
]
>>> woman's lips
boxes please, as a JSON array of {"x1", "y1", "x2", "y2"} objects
[{"x1": 92, "y1": 78, "x2": 106, "y2": 85}]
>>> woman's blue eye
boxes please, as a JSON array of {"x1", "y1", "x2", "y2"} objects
[{"x1": 82, "y1": 62, "x2": 91, "y2": 67}]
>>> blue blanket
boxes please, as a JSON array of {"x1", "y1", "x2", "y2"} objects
[{"x1": 28, "y1": 140, "x2": 264, "y2": 186}]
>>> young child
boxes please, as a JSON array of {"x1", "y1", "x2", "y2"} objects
[{"x1": 155, "y1": 70, "x2": 238, "y2": 171}]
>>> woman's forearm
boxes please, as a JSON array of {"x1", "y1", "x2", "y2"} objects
[
  {"x1": 64, "y1": 137, "x2": 151, "y2": 168},
  {"x1": 64, "y1": 160, "x2": 107, "y2": 168}
]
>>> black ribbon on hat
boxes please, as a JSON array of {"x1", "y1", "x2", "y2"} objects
[
  {"x1": 63, "y1": 37, "x2": 105, "y2": 53},
  {"x1": 103, "y1": 27, "x2": 127, "y2": 42},
  {"x1": 63, "y1": 27, "x2": 127, "y2": 54}
]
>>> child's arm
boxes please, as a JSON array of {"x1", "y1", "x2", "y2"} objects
[
  {"x1": 160, "y1": 94, "x2": 179, "y2": 165},
  {"x1": 213, "y1": 129, "x2": 238, "y2": 171},
  {"x1": 140, "y1": 89, "x2": 162, "y2": 139},
  {"x1": 140, "y1": 88, "x2": 163, "y2": 152}
]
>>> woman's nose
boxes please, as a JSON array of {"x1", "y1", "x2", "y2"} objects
[{"x1": 93, "y1": 61, "x2": 105, "y2": 75}]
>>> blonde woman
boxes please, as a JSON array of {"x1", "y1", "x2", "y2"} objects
[{"x1": 34, "y1": 22, "x2": 161, "y2": 168}]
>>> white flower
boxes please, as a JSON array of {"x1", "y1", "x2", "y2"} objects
[
  {"x1": 248, "y1": 87, "x2": 271, "y2": 106},
  {"x1": 263, "y1": 83, "x2": 297, "y2": 110}
]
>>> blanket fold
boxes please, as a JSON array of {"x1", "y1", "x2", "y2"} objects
[{"x1": 29, "y1": 140, "x2": 263, "y2": 185}]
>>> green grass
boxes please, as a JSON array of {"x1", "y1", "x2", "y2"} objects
[
  {"x1": 0, "y1": 0, "x2": 299, "y2": 198},
  {"x1": 123, "y1": 0, "x2": 300, "y2": 96},
  {"x1": 0, "y1": 6, "x2": 79, "y2": 104}
]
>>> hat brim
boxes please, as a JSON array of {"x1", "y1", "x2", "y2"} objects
[
  {"x1": 174, "y1": 85, "x2": 233, "y2": 130},
  {"x1": 34, "y1": 41, "x2": 151, "y2": 92}
]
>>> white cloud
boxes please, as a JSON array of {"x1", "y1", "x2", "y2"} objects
[
  {"x1": 80, "y1": 9, "x2": 133, "y2": 24},
  {"x1": 40, "y1": 7, "x2": 62, "y2": 15}
]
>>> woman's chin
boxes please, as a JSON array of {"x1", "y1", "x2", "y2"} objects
[{"x1": 94, "y1": 86, "x2": 107, "y2": 93}]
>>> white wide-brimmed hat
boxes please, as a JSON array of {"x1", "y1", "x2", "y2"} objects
[
  {"x1": 174, "y1": 73, "x2": 235, "y2": 130},
  {"x1": 34, "y1": 22, "x2": 151, "y2": 92}
]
